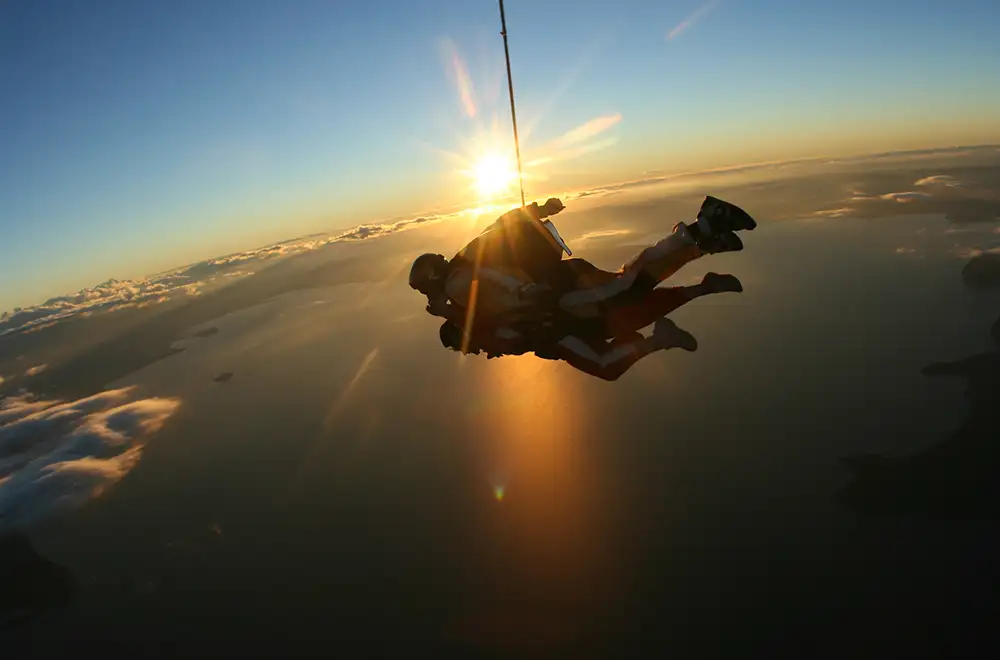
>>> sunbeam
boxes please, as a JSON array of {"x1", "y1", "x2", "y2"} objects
[
  {"x1": 428, "y1": 39, "x2": 624, "y2": 205},
  {"x1": 442, "y1": 38, "x2": 478, "y2": 118},
  {"x1": 667, "y1": 0, "x2": 720, "y2": 41},
  {"x1": 322, "y1": 346, "x2": 381, "y2": 433},
  {"x1": 518, "y1": 20, "x2": 623, "y2": 147}
]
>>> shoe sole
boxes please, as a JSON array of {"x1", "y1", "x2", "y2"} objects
[
  {"x1": 703, "y1": 272, "x2": 744, "y2": 293},
  {"x1": 702, "y1": 196, "x2": 758, "y2": 232},
  {"x1": 701, "y1": 232, "x2": 743, "y2": 254}
]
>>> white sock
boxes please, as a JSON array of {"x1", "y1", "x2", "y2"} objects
[{"x1": 674, "y1": 222, "x2": 697, "y2": 245}]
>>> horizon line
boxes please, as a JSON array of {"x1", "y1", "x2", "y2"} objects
[{"x1": 6, "y1": 141, "x2": 999, "y2": 317}]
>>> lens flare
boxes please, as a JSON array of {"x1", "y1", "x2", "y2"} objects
[
  {"x1": 428, "y1": 40, "x2": 623, "y2": 208},
  {"x1": 470, "y1": 152, "x2": 518, "y2": 198}
]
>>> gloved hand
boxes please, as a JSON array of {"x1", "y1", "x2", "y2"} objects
[
  {"x1": 425, "y1": 295, "x2": 451, "y2": 318},
  {"x1": 540, "y1": 198, "x2": 565, "y2": 218}
]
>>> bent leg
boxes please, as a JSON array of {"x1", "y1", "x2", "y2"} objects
[
  {"x1": 558, "y1": 223, "x2": 705, "y2": 312},
  {"x1": 604, "y1": 287, "x2": 693, "y2": 337},
  {"x1": 550, "y1": 318, "x2": 697, "y2": 381},
  {"x1": 555, "y1": 258, "x2": 619, "y2": 289},
  {"x1": 551, "y1": 333, "x2": 658, "y2": 381},
  {"x1": 621, "y1": 222, "x2": 705, "y2": 288},
  {"x1": 594, "y1": 272, "x2": 745, "y2": 337}
]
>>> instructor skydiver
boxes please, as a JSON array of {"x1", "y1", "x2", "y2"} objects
[{"x1": 408, "y1": 195, "x2": 756, "y2": 326}]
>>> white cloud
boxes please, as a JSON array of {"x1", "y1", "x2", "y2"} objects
[
  {"x1": 0, "y1": 393, "x2": 62, "y2": 426},
  {"x1": 895, "y1": 247, "x2": 918, "y2": 255},
  {"x1": 0, "y1": 276, "x2": 207, "y2": 338},
  {"x1": 0, "y1": 387, "x2": 180, "y2": 535},
  {"x1": 879, "y1": 191, "x2": 931, "y2": 203},
  {"x1": 575, "y1": 229, "x2": 633, "y2": 242},
  {"x1": 914, "y1": 174, "x2": 961, "y2": 187},
  {"x1": 812, "y1": 207, "x2": 854, "y2": 218},
  {"x1": 24, "y1": 364, "x2": 47, "y2": 377}
]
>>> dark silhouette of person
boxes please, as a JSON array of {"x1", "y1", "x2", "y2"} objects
[
  {"x1": 408, "y1": 195, "x2": 755, "y2": 327},
  {"x1": 437, "y1": 272, "x2": 742, "y2": 381}
]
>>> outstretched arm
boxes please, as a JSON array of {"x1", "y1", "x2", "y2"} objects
[{"x1": 486, "y1": 198, "x2": 565, "y2": 232}]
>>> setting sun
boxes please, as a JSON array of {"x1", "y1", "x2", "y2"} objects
[{"x1": 471, "y1": 152, "x2": 518, "y2": 198}]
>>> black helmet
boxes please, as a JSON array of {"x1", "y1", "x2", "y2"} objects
[
  {"x1": 408, "y1": 253, "x2": 448, "y2": 295},
  {"x1": 439, "y1": 320, "x2": 479, "y2": 354},
  {"x1": 439, "y1": 321, "x2": 462, "y2": 350}
]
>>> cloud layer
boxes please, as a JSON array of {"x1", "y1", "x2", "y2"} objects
[
  {"x1": 0, "y1": 275, "x2": 206, "y2": 338},
  {"x1": 0, "y1": 211, "x2": 445, "y2": 337},
  {"x1": 0, "y1": 387, "x2": 180, "y2": 536},
  {"x1": 835, "y1": 168, "x2": 1000, "y2": 224}
]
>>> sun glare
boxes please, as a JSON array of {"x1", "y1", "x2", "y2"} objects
[{"x1": 471, "y1": 152, "x2": 518, "y2": 198}]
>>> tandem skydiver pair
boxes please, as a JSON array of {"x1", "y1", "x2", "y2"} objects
[{"x1": 408, "y1": 195, "x2": 757, "y2": 380}]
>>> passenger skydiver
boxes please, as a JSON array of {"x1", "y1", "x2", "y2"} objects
[
  {"x1": 433, "y1": 272, "x2": 744, "y2": 381},
  {"x1": 437, "y1": 316, "x2": 695, "y2": 382}
]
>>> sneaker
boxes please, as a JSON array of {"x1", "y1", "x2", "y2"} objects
[
  {"x1": 697, "y1": 230, "x2": 743, "y2": 254},
  {"x1": 697, "y1": 196, "x2": 758, "y2": 234},
  {"x1": 701, "y1": 272, "x2": 743, "y2": 294},
  {"x1": 652, "y1": 318, "x2": 698, "y2": 352}
]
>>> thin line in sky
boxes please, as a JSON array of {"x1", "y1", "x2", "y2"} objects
[{"x1": 667, "y1": 0, "x2": 720, "y2": 40}]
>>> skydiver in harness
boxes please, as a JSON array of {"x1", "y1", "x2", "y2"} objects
[
  {"x1": 406, "y1": 197, "x2": 571, "y2": 324},
  {"x1": 439, "y1": 316, "x2": 696, "y2": 382},
  {"x1": 408, "y1": 195, "x2": 757, "y2": 329},
  {"x1": 432, "y1": 271, "x2": 744, "y2": 381}
]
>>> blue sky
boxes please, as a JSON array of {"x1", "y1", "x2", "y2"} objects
[{"x1": 2, "y1": 0, "x2": 998, "y2": 310}]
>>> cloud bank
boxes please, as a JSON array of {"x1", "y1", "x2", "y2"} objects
[
  {"x1": 0, "y1": 386, "x2": 179, "y2": 536},
  {"x1": 0, "y1": 275, "x2": 206, "y2": 338},
  {"x1": 832, "y1": 165, "x2": 1000, "y2": 225},
  {"x1": 0, "y1": 211, "x2": 444, "y2": 337}
]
